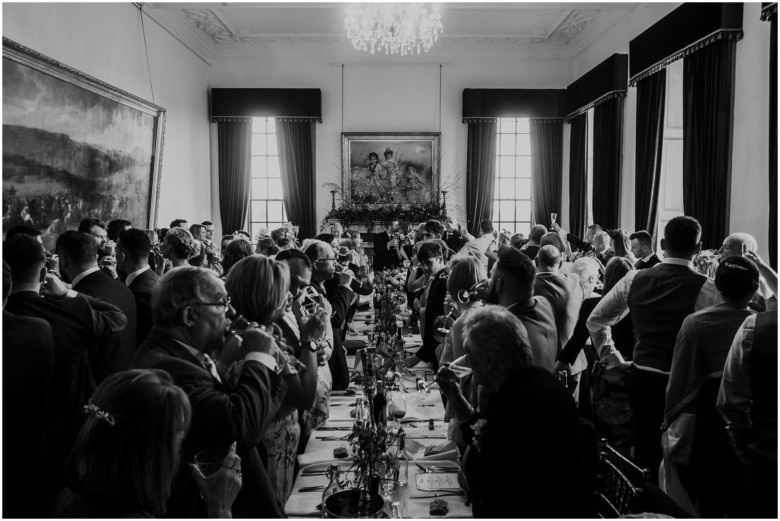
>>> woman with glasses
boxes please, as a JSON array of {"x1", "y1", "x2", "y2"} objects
[{"x1": 225, "y1": 255, "x2": 327, "y2": 508}]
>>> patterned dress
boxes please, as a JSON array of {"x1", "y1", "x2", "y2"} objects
[{"x1": 221, "y1": 339, "x2": 308, "y2": 508}]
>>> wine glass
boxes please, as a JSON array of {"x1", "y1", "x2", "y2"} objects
[
  {"x1": 387, "y1": 392, "x2": 407, "y2": 431},
  {"x1": 551, "y1": 212, "x2": 558, "y2": 225},
  {"x1": 375, "y1": 452, "x2": 397, "y2": 502}
]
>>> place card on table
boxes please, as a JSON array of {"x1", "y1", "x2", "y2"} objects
[{"x1": 415, "y1": 472, "x2": 460, "y2": 491}]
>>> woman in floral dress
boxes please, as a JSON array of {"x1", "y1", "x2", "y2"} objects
[{"x1": 223, "y1": 255, "x2": 327, "y2": 507}]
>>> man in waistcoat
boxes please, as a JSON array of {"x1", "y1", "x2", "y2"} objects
[{"x1": 587, "y1": 216, "x2": 720, "y2": 482}]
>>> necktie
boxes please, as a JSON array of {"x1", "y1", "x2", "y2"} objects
[{"x1": 202, "y1": 354, "x2": 222, "y2": 383}]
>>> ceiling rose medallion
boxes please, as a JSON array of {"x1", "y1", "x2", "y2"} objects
[{"x1": 344, "y1": 3, "x2": 444, "y2": 55}]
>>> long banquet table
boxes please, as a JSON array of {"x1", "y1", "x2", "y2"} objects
[{"x1": 285, "y1": 306, "x2": 471, "y2": 518}]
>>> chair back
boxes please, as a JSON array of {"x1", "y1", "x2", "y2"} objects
[
  {"x1": 593, "y1": 438, "x2": 651, "y2": 518},
  {"x1": 600, "y1": 437, "x2": 651, "y2": 486}
]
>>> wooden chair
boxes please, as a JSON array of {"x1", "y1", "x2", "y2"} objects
[
  {"x1": 593, "y1": 438, "x2": 650, "y2": 518},
  {"x1": 600, "y1": 438, "x2": 651, "y2": 487},
  {"x1": 593, "y1": 438, "x2": 692, "y2": 518}
]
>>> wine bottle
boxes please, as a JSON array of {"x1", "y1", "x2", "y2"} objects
[{"x1": 373, "y1": 380, "x2": 387, "y2": 426}]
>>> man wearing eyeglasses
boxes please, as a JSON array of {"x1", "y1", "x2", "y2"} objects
[
  {"x1": 304, "y1": 240, "x2": 355, "y2": 390},
  {"x1": 133, "y1": 267, "x2": 286, "y2": 518}
]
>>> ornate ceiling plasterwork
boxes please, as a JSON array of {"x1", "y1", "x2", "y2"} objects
[
  {"x1": 544, "y1": 9, "x2": 600, "y2": 43},
  {"x1": 183, "y1": 9, "x2": 347, "y2": 44},
  {"x1": 183, "y1": 7, "x2": 601, "y2": 47}
]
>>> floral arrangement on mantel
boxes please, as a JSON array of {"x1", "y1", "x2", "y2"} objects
[{"x1": 323, "y1": 183, "x2": 447, "y2": 228}]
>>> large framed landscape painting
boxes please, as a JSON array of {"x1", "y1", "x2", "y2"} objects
[
  {"x1": 342, "y1": 132, "x2": 440, "y2": 205},
  {"x1": 2, "y1": 37, "x2": 165, "y2": 249}
]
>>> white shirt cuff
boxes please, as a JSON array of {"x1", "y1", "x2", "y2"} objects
[
  {"x1": 244, "y1": 352, "x2": 277, "y2": 372},
  {"x1": 601, "y1": 352, "x2": 626, "y2": 370},
  {"x1": 65, "y1": 289, "x2": 78, "y2": 299}
]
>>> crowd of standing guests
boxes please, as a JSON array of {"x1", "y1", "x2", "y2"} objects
[{"x1": 2, "y1": 213, "x2": 776, "y2": 518}]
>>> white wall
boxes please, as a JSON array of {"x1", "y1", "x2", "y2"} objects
[
  {"x1": 732, "y1": 2, "x2": 772, "y2": 259},
  {"x1": 3, "y1": 3, "x2": 212, "y2": 229},
  {"x1": 209, "y1": 46, "x2": 572, "y2": 230}
]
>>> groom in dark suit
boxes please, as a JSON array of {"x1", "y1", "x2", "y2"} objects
[
  {"x1": 133, "y1": 267, "x2": 286, "y2": 518},
  {"x1": 116, "y1": 228, "x2": 160, "y2": 344},
  {"x1": 3, "y1": 234, "x2": 127, "y2": 496},
  {"x1": 57, "y1": 230, "x2": 138, "y2": 380}
]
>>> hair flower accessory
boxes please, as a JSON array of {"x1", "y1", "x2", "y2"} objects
[{"x1": 84, "y1": 402, "x2": 116, "y2": 426}]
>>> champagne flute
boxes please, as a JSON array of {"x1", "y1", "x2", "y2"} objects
[
  {"x1": 447, "y1": 353, "x2": 472, "y2": 378},
  {"x1": 551, "y1": 212, "x2": 558, "y2": 225},
  {"x1": 376, "y1": 452, "x2": 397, "y2": 502}
]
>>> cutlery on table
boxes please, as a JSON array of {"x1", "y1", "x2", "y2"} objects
[
  {"x1": 414, "y1": 462, "x2": 459, "y2": 473},
  {"x1": 300, "y1": 471, "x2": 328, "y2": 476},
  {"x1": 409, "y1": 491, "x2": 464, "y2": 499},
  {"x1": 298, "y1": 485, "x2": 326, "y2": 493}
]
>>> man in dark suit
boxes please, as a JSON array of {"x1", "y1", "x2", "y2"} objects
[
  {"x1": 133, "y1": 267, "x2": 286, "y2": 518},
  {"x1": 3, "y1": 234, "x2": 127, "y2": 492},
  {"x1": 443, "y1": 216, "x2": 472, "y2": 252},
  {"x1": 2, "y1": 260, "x2": 57, "y2": 517},
  {"x1": 405, "y1": 241, "x2": 448, "y2": 371},
  {"x1": 57, "y1": 230, "x2": 137, "y2": 380},
  {"x1": 305, "y1": 240, "x2": 355, "y2": 391},
  {"x1": 372, "y1": 220, "x2": 403, "y2": 272},
  {"x1": 631, "y1": 230, "x2": 661, "y2": 269},
  {"x1": 116, "y1": 228, "x2": 160, "y2": 344}
]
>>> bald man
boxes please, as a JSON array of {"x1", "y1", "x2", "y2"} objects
[{"x1": 720, "y1": 233, "x2": 777, "y2": 311}]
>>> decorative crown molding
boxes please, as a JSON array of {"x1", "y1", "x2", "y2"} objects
[
  {"x1": 183, "y1": 7, "x2": 602, "y2": 48},
  {"x1": 144, "y1": 8, "x2": 215, "y2": 65},
  {"x1": 546, "y1": 9, "x2": 601, "y2": 43}
]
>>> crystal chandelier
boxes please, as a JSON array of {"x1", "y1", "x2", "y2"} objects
[{"x1": 344, "y1": 3, "x2": 444, "y2": 56}]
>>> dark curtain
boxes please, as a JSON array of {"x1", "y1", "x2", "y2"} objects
[
  {"x1": 466, "y1": 119, "x2": 497, "y2": 236},
  {"x1": 217, "y1": 119, "x2": 252, "y2": 235},
  {"x1": 769, "y1": 17, "x2": 777, "y2": 269},
  {"x1": 530, "y1": 119, "x2": 563, "y2": 227},
  {"x1": 568, "y1": 113, "x2": 588, "y2": 239},
  {"x1": 592, "y1": 96, "x2": 624, "y2": 230},
  {"x1": 634, "y1": 70, "x2": 667, "y2": 239},
  {"x1": 683, "y1": 39, "x2": 738, "y2": 249},
  {"x1": 276, "y1": 118, "x2": 317, "y2": 239}
]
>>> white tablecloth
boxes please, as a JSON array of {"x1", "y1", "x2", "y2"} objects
[{"x1": 286, "y1": 307, "x2": 471, "y2": 517}]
